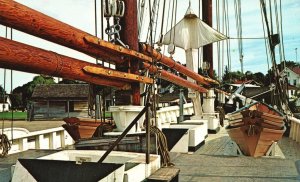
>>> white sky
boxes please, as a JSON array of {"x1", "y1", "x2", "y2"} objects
[{"x1": 0, "y1": 0, "x2": 299, "y2": 92}]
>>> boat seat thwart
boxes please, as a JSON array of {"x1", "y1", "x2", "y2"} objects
[{"x1": 146, "y1": 167, "x2": 180, "y2": 182}]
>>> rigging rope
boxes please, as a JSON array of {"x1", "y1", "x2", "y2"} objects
[
  {"x1": 10, "y1": 28, "x2": 14, "y2": 143},
  {"x1": 0, "y1": 27, "x2": 12, "y2": 157},
  {"x1": 274, "y1": 0, "x2": 282, "y2": 62},
  {"x1": 260, "y1": 2, "x2": 271, "y2": 72},
  {"x1": 158, "y1": 0, "x2": 166, "y2": 44},
  {"x1": 224, "y1": 0, "x2": 231, "y2": 72},
  {"x1": 234, "y1": 0, "x2": 243, "y2": 73},
  {"x1": 279, "y1": 0, "x2": 286, "y2": 62},
  {"x1": 260, "y1": 0, "x2": 289, "y2": 112},
  {"x1": 216, "y1": 0, "x2": 221, "y2": 80},
  {"x1": 162, "y1": 0, "x2": 172, "y2": 55}
]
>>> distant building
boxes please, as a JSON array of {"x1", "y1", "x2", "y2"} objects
[
  {"x1": 286, "y1": 67, "x2": 300, "y2": 107},
  {"x1": 30, "y1": 84, "x2": 90, "y2": 120},
  {"x1": 286, "y1": 67, "x2": 300, "y2": 87},
  {"x1": 0, "y1": 95, "x2": 11, "y2": 112}
]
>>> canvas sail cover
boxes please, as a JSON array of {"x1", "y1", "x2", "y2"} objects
[{"x1": 163, "y1": 9, "x2": 227, "y2": 50}]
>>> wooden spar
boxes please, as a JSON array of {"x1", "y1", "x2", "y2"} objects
[
  {"x1": 0, "y1": 37, "x2": 130, "y2": 89},
  {"x1": 0, "y1": 0, "x2": 123, "y2": 64},
  {"x1": 83, "y1": 66, "x2": 153, "y2": 84},
  {"x1": 202, "y1": 0, "x2": 214, "y2": 77},
  {"x1": 142, "y1": 44, "x2": 219, "y2": 86},
  {"x1": 0, "y1": 0, "x2": 216, "y2": 90},
  {"x1": 215, "y1": 88, "x2": 230, "y2": 95},
  {"x1": 143, "y1": 63, "x2": 208, "y2": 93},
  {"x1": 84, "y1": 35, "x2": 152, "y2": 63}
]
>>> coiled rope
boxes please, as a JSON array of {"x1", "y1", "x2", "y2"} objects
[
  {"x1": 150, "y1": 125, "x2": 174, "y2": 167},
  {"x1": 0, "y1": 134, "x2": 11, "y2": 157}
]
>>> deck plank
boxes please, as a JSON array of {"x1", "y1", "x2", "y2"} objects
[{"x1": 172, "y1": 126, "x2": 300, "y2": 182}]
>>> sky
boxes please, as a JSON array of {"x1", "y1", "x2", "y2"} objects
[{"x1": 0, "y1": 0, "x2": 299, "y2": 92}]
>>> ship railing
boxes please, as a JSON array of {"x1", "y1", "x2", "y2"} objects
[
  {"x1": 5, "y1": 127, "x2": 74, "y2": 155},
  {"x1": 156, "y1": 103, "x2": 194, "y2": 124},
  {"x1": 288, "y1": 116, "x2": 300, "y2": 143}
]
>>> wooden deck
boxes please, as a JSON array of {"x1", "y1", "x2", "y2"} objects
[
  {"x1": 172, "y1": 126, "x2": 300, "y2": 182},
  {"x1": 1, "y1": 120, "x2": 300, "y2": 181}
]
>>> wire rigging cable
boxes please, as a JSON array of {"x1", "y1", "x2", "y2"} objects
[
  {"x1": 216, "y1": 0, "x2": 221, "y2": 80},
  {"x1": 234, "y1": 0, "x2": 243, "y2": 73},
  {"x1": 0, "y1": 27, "x2": 12, "y2": 157}
]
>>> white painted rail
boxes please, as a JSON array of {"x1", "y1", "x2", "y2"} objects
[
  {"x1": 156, "y1": 103, "x2": 194, "y2": 125},
  {"x1": 1, "y1": 127, "x2": 74, "y2": 154},
  {"x1": 288, "y1": 116, "x2": 300, "y2": 143}
]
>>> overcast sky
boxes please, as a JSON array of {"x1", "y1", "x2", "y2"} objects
[{"x1": 0, "y1": 0, "x2": 299, "y2": 92}]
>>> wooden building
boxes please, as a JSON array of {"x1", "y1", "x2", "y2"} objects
[{"x1": 30, "y1": 84, "x2": 89, "y2": 120}]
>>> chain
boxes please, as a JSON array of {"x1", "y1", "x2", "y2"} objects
[{"x1": 104, "y1": 0, "x2": 128, "y2": 48}]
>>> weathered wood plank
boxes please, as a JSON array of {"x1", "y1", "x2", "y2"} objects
[{"x1": 147, "y1": 167, "x2": 180, "y2": 182}]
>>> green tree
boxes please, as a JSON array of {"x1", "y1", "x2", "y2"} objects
[
  {"x1": 15, "y1": 75, "x2": 55, "y2": 108},
  {"x1": 11, "y1": 86, "x2": 24, "y2": 110},
  {"x1": 253, "y1": 72, "x2": 265, "y2": 85},
  {"x1": 222, "y1": 66, "x2": 245, "y2": 84}
]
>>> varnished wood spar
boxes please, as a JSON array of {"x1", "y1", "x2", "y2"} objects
[
  {"x1": 83, "y1": 66, "x2": 153, "y2": 84},
  {"x1": 215, "y1": 88, "x2": 230, "y2": 95},
  {"x1": 142, "y1": 44, "x2": 219, "y2": 86},
  {"x1": 0, "y1": 37, "x2": 130, "y2": 89},
  {"x1": 0, "y1": 0, "x2": 122, "y2": 64},
  {"x1": 143, "y1": 63, "x2": 208, "y2": 93},
  {"x1": 84, "y1": 35, "x2": 152, "y2": 63}
]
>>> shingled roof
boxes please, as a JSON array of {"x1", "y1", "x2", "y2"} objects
[{"x1": 31, "y1": 84, "x2": 89, "y2": 99}]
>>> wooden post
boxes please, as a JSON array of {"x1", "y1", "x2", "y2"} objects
[
  {"x1": 202, "y1": 0, "x2": 213, "y2": 77},
  {"x1": 47, "y1": 100, "x2": 50, "y2": 119},
  {"x1": 117, "y1": 0, "x2": 140, "y2": 105},
  {"x1": 67, "y1": 100, "x2": 70, "y2": 118}
]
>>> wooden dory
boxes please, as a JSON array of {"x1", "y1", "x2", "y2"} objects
[
  {"x1": 226, "y1": 102, "x2": 286, "y2": 157},
  {"x1": 62, "y1": 117, "x2": 114, "y2": 141}
]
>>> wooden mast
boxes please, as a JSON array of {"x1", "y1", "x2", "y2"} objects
[
  {"x1": 117, "y1": 0, "x2": 140, "y2": 105},
  {"x1": 202, "y1": 0, "x2": 214, "y2": 77}
]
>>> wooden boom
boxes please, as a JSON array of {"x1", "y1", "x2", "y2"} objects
[
  {"x1": 0, "y1": 0, "x2": 218, "y2": 87},
  {"x1": 142, "y1": 44, "x2": 219, "y2": 86},
  {"x1": 0, "y1": 37, "x2": 206, "y2": 92},
  {"x1": 0, "y1": 37, "x2": 130, "y2": 89},
  {"x1": 0, "y1": 0, "x2": 124, "y2": 64},
  {"x1": 143, "y1": 63, "x2": 208, "y2": 93}
]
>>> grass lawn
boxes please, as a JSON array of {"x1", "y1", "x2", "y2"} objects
[{"x1": 0, "y1": 111, "x2": 27, "y2": 120}]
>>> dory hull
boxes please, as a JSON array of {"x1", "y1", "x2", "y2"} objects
[
  {"x1": 226, "y1": 125, "x2": 285, "y2": 157},
  {"x1": 62, "y1": 117, "x2": 114, "y2": 141},
  {"x1": 226, "y1": 102, "x2": 286, "y2": 157}
]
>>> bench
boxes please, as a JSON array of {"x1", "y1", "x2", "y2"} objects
[{"x1": 147, "y1": 167, "x2": 180, "y2": 182}]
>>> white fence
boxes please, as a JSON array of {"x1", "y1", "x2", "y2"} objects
[
  {"x1": 289, "y1": 116, "x2": 300, "y2": 143},
  {"x1": 1, "y1": 127, "x2": 74, "y2": 154}
]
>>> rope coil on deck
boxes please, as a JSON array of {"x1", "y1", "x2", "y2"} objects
[
  {"x1": 0, "y1": 134, "x2": 11, "y2": 157},
  {"x1": 150, "y1": 125, "x2": 174, "y2": 167}
]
